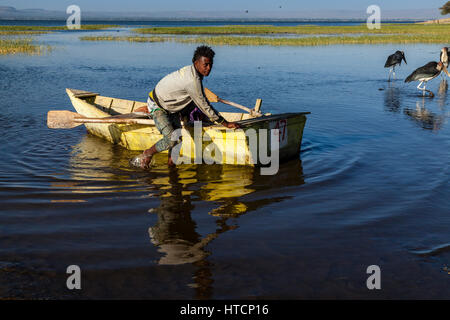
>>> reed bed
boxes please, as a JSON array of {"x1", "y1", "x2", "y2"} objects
[
  {"x1": 0, "y1": 38, "x2": 49, "y2": 55},
  {"x1": 79, "y1": 33, "x2": 450, "y2": 46},
  {"x1": 0, "y1": 25, "x2": 117, "y2": 55},
  {"x1": 178, "y1": 34, "x2": 450, "y2": 46},
  {"x1": 0, "y1": 31, "x2": 49, "y2": 35},
  {"x1": 80, "y1": 36, "x2": 168, "y2": 43},
  {"x1": 133, "y1": 23, "x2": 450, "y2": 36}
]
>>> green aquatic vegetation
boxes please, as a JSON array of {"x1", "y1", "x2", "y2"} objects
[
  {"x1": 0, "y1": 38, "x2": 50, "y2": 55},
  {"x1": 0, "y1": 25, "x2": 118, "y2": 54},
  {"x1": 80, "y1": 36, "x2": 168, "y2": 42},
  {"x1": 177, "y1": 34, "x2": 450, "y2": 46},
  {"x1": 79, "y1": 33, "x2": 450, "y2": 46},
  {"x1": 133, "y1": 23, "x2": 450, "y2": 36},
  {"x1": 0, "y1": 31, "x2": 49, "y2": 35},
  {"x1": 119, "y1": 23, "x2": 450, "y2": 46}
]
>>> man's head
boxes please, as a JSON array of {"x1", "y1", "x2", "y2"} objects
[{"x1": 192, "y1": 45, "x2": 215, "y2": 77}]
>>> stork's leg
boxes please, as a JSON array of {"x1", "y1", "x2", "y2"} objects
[
  {"x1": 417, "y1": 81, "x2": 434, "y2": 97},
  {"x1": 417, "y1": 81, "x2": 424, "y2": 90},
  {"x1": 388, "y1": 68, "x2": 392, "y2": 82},
  {"x1": 417, "y1": 81, "x2": 426, "y2": 96},
  {"x1": 423, "y1": 82, "x2": 435, "y2": 97},
  {"x1": 393, "y1": 66, "x2": 396, "y2": 80}
]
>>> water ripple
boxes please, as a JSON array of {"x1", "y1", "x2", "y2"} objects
[{"x1": 412, "y1": 243, "x2": 450, "y2": 257}]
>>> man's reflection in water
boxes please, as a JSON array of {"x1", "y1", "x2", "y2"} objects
[
  {"x1": 147, "y1": 165, "x2": 244, "y2": 298},
  {"x1": 149, "y1": 167, "x2": 209, "y2": 265},
  {"x1": 148, "y1": 165, "x2": 255, "y2": 265},
  {"x1": 148, "y1": 162, "x2": 306, "y2": 264},
  {"x1": 147, "y1": 160, "x2": 305, "y2": 298}
]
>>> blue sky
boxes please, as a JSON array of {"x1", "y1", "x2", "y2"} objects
[{"x1": 0, "y1": 0, "x2": 446, "y2": 11}]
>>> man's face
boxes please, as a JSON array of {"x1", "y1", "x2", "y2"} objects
[{"x1": 194, "y1": 56, "x2": 213, "y2": 77}]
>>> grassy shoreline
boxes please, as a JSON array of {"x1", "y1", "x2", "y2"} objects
[
  {"x1": 80, "y1": 23, "x2": 450, "y2": 46},
  {"x1": 0, "y1": 25, "x2": 118, "y2": 55},
  {"x1": 2, "y1": 23, "x2": 449, "y2": 54},
  {"x1": 81, "y1": 36, "x2": 169, "y2": 43},
  {"x1": 133, "y1": 23, "x2": 450, "y2": 36},
  {"x1": 80, "y1": 33, "x2": 450, "y2": 46}
]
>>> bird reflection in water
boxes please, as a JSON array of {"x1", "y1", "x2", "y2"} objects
[
  {"x1": 437, "y1": 78, "x2": 448, "y2": 108},
  {"x1": 403, "y1": 97, "x2": 445, "y2": 131},
  {"x1": 383, "y1": 84, "x2": 402, "y2": 113},
  {"x1": 382, "y1": 79, "x2": 447, "y2": 131}
]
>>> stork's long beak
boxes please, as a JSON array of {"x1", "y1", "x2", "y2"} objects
[
  {"x1": 444, "y1": 64, "x2": 450, "y2": 77},
  {"x1": 403, "y1": 56, "x2": 407, "y2": 65}
]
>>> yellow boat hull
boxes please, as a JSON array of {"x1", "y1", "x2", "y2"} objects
[{"x1": 66, "y1": 88, "x2": 309, "y2": 165}]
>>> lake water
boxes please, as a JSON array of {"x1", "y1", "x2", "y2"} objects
[{"x1": 0, "y1": 24, "x2": 449, "y2": 299}]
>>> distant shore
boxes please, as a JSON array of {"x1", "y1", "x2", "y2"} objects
[{"x1": 421, "y1": 17, "x2": 450, "y2": 24}]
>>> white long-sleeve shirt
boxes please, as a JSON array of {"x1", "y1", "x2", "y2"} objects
[{"x1": 153, "y1": 64, "x2": 224, "y2": 122}]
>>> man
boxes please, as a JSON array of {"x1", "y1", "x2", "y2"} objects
[{"x1": 130, "y1": 45, "x2": 240, "y2": 169}]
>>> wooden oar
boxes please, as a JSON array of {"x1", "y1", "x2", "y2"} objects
[
  {"x1": 47, "y1": 110, "x2": 154, "y2": 129},
  {"x1": 204, "y1": 87, "x2": 261, "y2": 116}
]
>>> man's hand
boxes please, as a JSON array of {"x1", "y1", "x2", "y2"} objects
[{"x1": 222, "y1": 121, "x2": 240, "y2": 129}]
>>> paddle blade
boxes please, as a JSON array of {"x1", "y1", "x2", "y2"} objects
[
  {"x1": 47, "y1": 110, "x2": 84, "y2": 129},
  {"x1": 203, "y1": 87, "x2": 219, "y2": 103}
]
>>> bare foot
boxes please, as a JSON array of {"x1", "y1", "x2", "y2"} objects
[{"x1": 130, "y1": 154, "x2": 152, "y2": 169}]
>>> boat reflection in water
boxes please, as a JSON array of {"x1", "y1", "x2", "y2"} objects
[
  {"x1": 147, "y1": 164, "x2": 252, "y2": 266},
  {"x1": 66, "y1": 134, "x2": 305, "y2": 298},
  {"x1": 146, "y1": 160, "x2": 304, "y2": 297},
  {"x1": 50, "y1": 135, "x2": 144, "y2": 200},
  {"x1": 147, "y1": 159, "x2": 305, "y2": 265}
]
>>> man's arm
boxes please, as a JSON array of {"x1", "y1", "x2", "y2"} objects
[{"x1": 186, "y1": 79, "x2": 240, "y2": 128}]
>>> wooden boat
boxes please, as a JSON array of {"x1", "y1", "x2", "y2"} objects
[{"x1": 66, "y1": 88, "x2": 309, "y2": 165}]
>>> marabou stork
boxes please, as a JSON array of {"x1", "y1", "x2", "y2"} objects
[
  {"x1": 384, "y1": 50, "x2": 407, "y2": 81},
  {"x1": 405, "y1": 61, "x2": 450, "y2": 97}
]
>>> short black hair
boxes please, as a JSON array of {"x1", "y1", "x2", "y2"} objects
[{"x1": 192, "y1": 45, "x2": 215, "y2": 63}]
